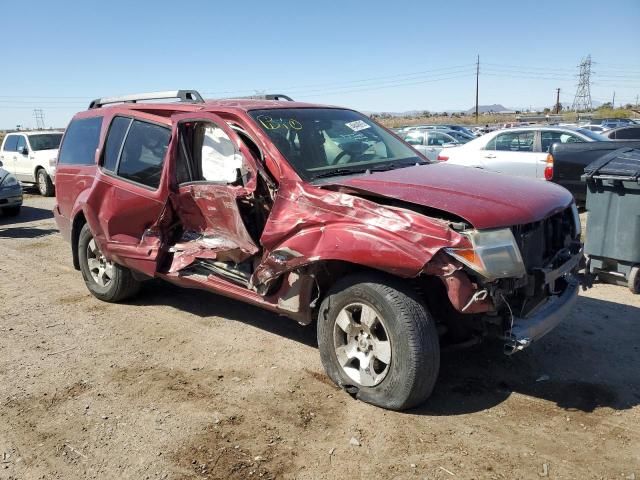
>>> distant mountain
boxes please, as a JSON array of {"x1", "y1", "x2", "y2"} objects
[{"x1": 465, "y1": 104, "x2": 510, "y2": 114}]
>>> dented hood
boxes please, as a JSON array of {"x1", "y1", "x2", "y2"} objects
[{"x1": 323, "y1": 163, "x2": 574, "y2": 229}]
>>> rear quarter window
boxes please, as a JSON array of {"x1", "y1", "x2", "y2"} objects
[{"x1": 58, "y1": 116, "x2": 103, "y2": 165}]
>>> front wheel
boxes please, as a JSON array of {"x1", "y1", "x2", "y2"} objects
[
  {"x1": 317, "y1": 274, "x2": 440, "y2": 410},
  {"x1": 36, "y1": 168, "x2": 54, "y2": 197},
  {"x1": 78, "y1": 224, "x2": 140, "y2": 302}
]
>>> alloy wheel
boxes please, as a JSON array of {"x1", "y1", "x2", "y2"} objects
[
  {"x1": 86, "y1": 239, "x2": 115, "y2": 287},
  {"x1": 333, "y1": 302, "x2": 392, "y2": 387}
]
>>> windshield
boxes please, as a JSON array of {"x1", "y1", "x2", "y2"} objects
[
  {"x1": 28, "y1": 133, "x2": 63, "y2": 151},
  {"x1": 575, "y1": 128, "x2": 609, "y2": 141},
  {"x1": 248, "y1": 108, "x2": 422, "y2": 181}
]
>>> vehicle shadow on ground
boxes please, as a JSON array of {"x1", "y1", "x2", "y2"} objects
[
  {"x1": 0, "y1": 205, "x2": 53, "y2": 226},
  {"x1": 0, "y1": 224, "x2": 58, "y2": 238},
  {"x1": 134, "y1": 280, "x2": 318, "y2": 348},
  {"x1": 415, "y1": 295, "x2": 640, "y2": 415},
  {"x1": 132, "y1": 283, "x2": 640, "y2": 414}
]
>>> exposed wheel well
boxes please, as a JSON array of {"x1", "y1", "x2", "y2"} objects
[{"x1": 71, "y1": 212, "x2": 87, "y2": 270}]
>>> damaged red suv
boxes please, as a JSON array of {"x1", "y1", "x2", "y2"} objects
[{"x1": 54, "y1": 90, "x2": 583, "y2": 410}]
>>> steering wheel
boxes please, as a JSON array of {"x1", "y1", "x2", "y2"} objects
[{"x1": 332, "y1": 150, "x2": 351, "y2": 164}]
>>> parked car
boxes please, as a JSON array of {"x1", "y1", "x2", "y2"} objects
[
  {"x1": 54, "y1": 90, "x2": 583, "y2": 410},
  {"x1": 582, "y1": 125, "x2": 606, "y2": 133},
  {"x1": 441, "y1": 126, "x2": 608, "y2": 179},
  {"x1": 0, "y1": 162, "x2": 23, "y2": 216},
  {"x1": 403, "y1": 129, "x2": 461, "y2": 161},
  {"x1": 0, "y1": 130, "x2": 63, "y2": 196},
  {"x1": 549, "y1": 140, "x2": 640, "y2": 204},
  {"x1": 602, "y1": 125, "x2": 640, "y2": 140}
]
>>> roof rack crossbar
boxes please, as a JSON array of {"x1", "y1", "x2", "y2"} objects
[
  {"x1": 223, "y1": 93, "x2": 294, "y2": 102},
  {"x1": 88, "y1": 90, "x2": 204, "y2": 109}
]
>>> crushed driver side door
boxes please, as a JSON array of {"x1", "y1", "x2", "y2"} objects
[{"x1": 165, "y1": 112, "x2": 262, "y2": 279}]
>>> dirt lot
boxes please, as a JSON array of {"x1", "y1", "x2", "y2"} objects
[{"x1": 0, "y1": 194, "x2": 639, "y2": 480}]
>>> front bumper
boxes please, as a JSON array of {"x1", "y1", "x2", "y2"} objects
[
  {"x1": 503, "y1": 274, "x2": 579, "y2": 354},
  {"x1": 0, "y1": 188, "x2": 23, "y2": 208}
]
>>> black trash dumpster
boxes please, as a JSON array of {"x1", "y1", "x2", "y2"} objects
[{"x1": 583, "y1": 147, "x2": 640, "y2": 293}]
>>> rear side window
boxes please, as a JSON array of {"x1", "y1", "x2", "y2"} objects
[
  {"x1": 102, "y1": 116, "x2": 132, "y2": 172},
  {"x1": 487, "y1": 131, "x2": 535, "y2": 152},
  {"x1": 2, "y1": 135, "x2": 18, "y2": 152},
  {"x1": 615, "y1": 127, "x2": 640, "y2": 139},
  {"x1": 58, "y1": 117, "x2": 103, "y2": 165},
  {"x1": 117, "y1": 120, "x2": 170, "y2": 189}
]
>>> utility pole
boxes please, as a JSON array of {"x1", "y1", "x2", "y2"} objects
[
  {"x1": 612, "y1": 91, "x2": 615, "y2": 108},
  {"x1": 475, "y1": 55, "x2": 479, "y2": 123},
  {"x1": 554, "y1": 88, "x2": 561, "y2": 114},
  {"x1": 636, "y1": 94, "x2": 639, "y2": 107}
]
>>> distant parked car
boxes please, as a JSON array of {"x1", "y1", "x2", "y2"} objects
[
  {"x1": 0, "y1": 163, "x2": 23, "y2": 216},
  {"x1": 0, "y1": 130, "x2": 63, "y2": 196},
  {"x1": 602, "y1": 126, "x2": 640, "y2": 140},
  {"x1": 582, "y1": 125, "x2": 606, "y2": 133},
  {"x1": 441, "y1": 126, "x2": 608, "y2": 179},
  {"x1": 403, "y1": 129, "x2": 460, "y2": 161}
]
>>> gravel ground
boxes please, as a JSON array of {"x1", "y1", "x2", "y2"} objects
[{"x1": 0, "y1": 194, "x2": 639, "y2": 480}]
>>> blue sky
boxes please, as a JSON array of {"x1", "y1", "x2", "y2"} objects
[{"x1": 1, "y1": 0, "x2": 638, "y2": 129}]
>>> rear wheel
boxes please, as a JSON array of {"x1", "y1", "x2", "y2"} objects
[
  {"x1": 317, "y1": 274, "x2": 440, "y2": 410},
  {"x1": 36, "y1": 168, "x2": 54, "y2": 197},
  {"x1": 629, "y1": 265, "x2": 640, "y2": 294},
  {"x1": 78, "y1": 224, "x2": 140, "y2": 302}
]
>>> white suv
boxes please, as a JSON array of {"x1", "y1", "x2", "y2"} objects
[{"x1": 0, "y1": 131, "x2": 64, "y2": 196}]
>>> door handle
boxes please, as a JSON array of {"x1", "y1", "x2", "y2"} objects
[{"x1": 484, "y1": 154, "x2": 496, "y2": 159}]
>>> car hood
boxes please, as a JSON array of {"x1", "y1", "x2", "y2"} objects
[{"x1": 322, "y1": 163, "x2": 573, "y2": 229}]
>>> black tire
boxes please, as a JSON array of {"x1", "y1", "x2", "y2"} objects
[
  {"x1": 2, "y1": 206, "x2": 21, "y2": 217},
  {"x1": 36, "y1": 168, "x2": 54, "y2": 197},
  {"x1": 78, "y1": 224, "x2": 140, "y2": 302},
  {"x1": 317, "y1": 273, "x2": 440, "y2": 410},
  {"x1": 629, "y1": 265, "x2": 640, "y2": 295}
]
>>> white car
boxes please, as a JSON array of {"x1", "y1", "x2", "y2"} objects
[
  {"x1": 402, "y1": 129, "x2": 460, "y2": 162},
  {"x1": 0, "y1": 131, "x2": 63, "y2": 196},
  {"x1": 439, "y1": 126, "x2": 606, "y2": 179}
]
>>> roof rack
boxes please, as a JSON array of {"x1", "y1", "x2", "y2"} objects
[
  {"x1": 88, "y1": 90, "x2": 204, "y2": 109},
  {"x1": 225, "y1": 94, "x2": 294, "y2": 102}
]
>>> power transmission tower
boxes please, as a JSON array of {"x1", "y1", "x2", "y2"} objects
[
  {"x1": 33, "y1": 108, "x2": 45, "y2": 129},
  {"x1": 571, "y1": 55, "x2": 593, "y2": 112}
]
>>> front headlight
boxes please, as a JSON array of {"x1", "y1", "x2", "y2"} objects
[
  {"x1": 1, "y1": 174, "x2": 19, "y2": 188},
  {"x1": 446, "y1": 228, "x2": 526, "y2": 281}
]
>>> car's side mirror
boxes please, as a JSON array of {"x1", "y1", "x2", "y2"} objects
[
  {"x1": 0, "y1": 160, "x2": 3, "y2": 167},
  {"x1": 19, "y1": 147, "x2": 28, "y2": 155}
]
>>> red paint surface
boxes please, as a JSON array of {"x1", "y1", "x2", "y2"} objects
[
  {"x1": 54, "y1": 100, "x2": 574, "y2": 321},
  {"x1": 328, "y1": 163, "x2": 574, "y2": 229}
]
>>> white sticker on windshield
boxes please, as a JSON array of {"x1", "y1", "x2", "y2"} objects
[{"x1": 345, "y1": 120, "x2": 371, "y2": 132}]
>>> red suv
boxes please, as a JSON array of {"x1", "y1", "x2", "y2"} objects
[{"x1": 54, "y1": 90, "x2": 583, "y2": 410}]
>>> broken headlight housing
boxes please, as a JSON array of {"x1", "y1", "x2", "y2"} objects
[{"x1": 446, "y1": 228, "x2": 526, "y2": 281}]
